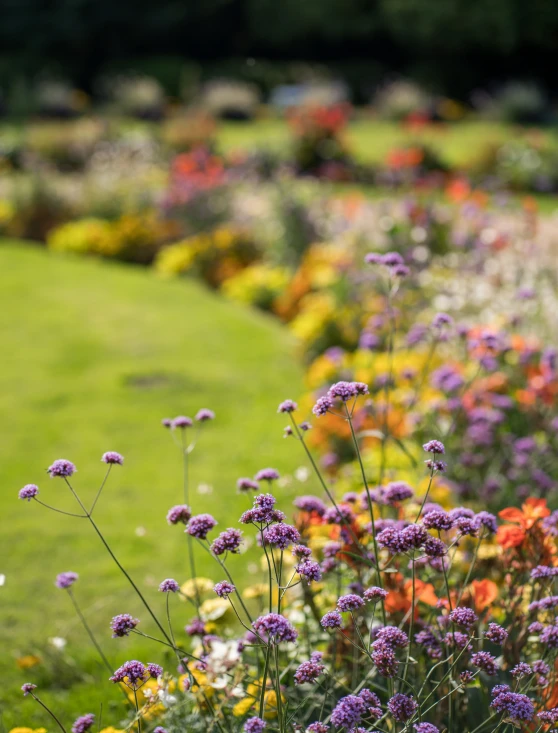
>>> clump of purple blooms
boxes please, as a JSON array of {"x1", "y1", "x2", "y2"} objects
[{"x1": 56, "y1": 571, "x2": 79, "y2": 589}]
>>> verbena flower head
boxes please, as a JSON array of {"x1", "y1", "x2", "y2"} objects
[
  {"x1": 364, "y1": 586, "x2": 388, "y2": 603},
  {"x1": 294, "y1": 496, "x2": 327, "y2": 516},
  {"x1": 331, "y1": 694, "x2": 366, "y2": 728},
  {"x1": 244, "y1": 717, "x2": 266, "y2": 733},
  {"x1": 337, "y1": 594, "x2": 364, "y2": 612},
  {"x1": 101, "y1": 451, "x2": 123, "y2": 465},
  {"x1": 432, "y1": 312, "x2": 453, "y2": 328},
  {"x1": 484, "y1": 623, "x2": 508, "y2": 644},
  {"x1": 375, "y1": 626, "x2": 409, "y2": 649},
  {"x1": 263, "y1": 523, "x2": 300, "y2": 550},
  {"x1": 19, "y1": 484, "x2": 39, "y2": 501},
  {"x1": 414, "y1": 724, "x2": 440, "y2": 733},
  {"x1": 384, "y1": 481, "x2": 414, "y2": 504},
  {"x1": 166, "y1": 504, "x2": 192, "y2": 525},
  {"x1": 254, "y1": 468, "x2": 280, "y2": 482},
  {"x1": 172, "y1": 416, "x2": 193, "y2": 428},
  {"x1": 159, "y1": 578, "x2": 179, "y2": 593},
  {"x1": 471, "y1": 651, "x2": 499, "y2": 675},
  {"x1": 449, "y1": 607, "x2": 478, "y2": 629},
  {"x1": 56, "y1": 571, "x2": 79, "y2": 589},
  {"x1": 388, "y1": 693, "x2": 418, "y2": 722},
  {"x1": 252, "y1": 613, "x2": 298, "y2": 643},
  {"x1": 307, "y1": 724, "x2": 329, "y2": 733},
  {"x1": 422, "y1": 440, "x2": 445, "y2": 454},
  {"x1": 328, "y1": 381, "x2": 369, "y2": 403},
  {"x1": 237, "y1": 477, "x2": 259, "y2": 492},
  {"x1": 109, "y1": 660, "x2": 149, "y2": 687},
  {"x1": 292, "y1": 544, "x2": 312, "y2": 559},
  {"x1": 195, "y1": 408, "x2": 215, "y2": 422},
  {"x1": 538, "y1": 708, "x2": 558, "y2": 725},
  {"x1": 186, "y1": 513, "x2": 217, "y2": 539},
  {"x1": 214, "y1": 580, "x2": 235, "y2": 597},
  {"x1": 423, "y1": 510, "x2": 454, "y2": 531},
  {"x1": 110, "y1": 613, "x2": 139, "y2": 637},
  {"x1": 278, "y1": 399, "x2": 298, "y2": 413},
  {"x1": 211, "y1": 528, "x2": 243, "y2": 555},
  {"x1": 296, "y1": 559, "x2": 322, "y2": 583},
  {"x1": 511, "y1": 663, "x2": 532, "y2": 679},
  {"x1": 71, "y1": 714, "x2": 95, "y2": 733},
  {"x1": 474, "y1": 511, "x2": 498, "y2": 534},
  {"x1": 294, "y1": 653, "x2": 325, "y2": 684},
  {"x1": 321, "y1": 611, "x2": 343, "y2": 629},
  {"x1": 47, "y1": 459, "x2": 76, "y2": 478},
  {"x1": 491, "y1": 691, "x2": 534, "y2": 722},
  {"x1": 312, "y1": 394, "x2": 334, "y2": 417},
  {"x1": 21, "y1": 682, "x2": 37, "y2": 696}
]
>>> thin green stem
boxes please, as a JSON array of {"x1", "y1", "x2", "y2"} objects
[{"x1": 30, "y1": 694, "x2": 67, "y2": 733}]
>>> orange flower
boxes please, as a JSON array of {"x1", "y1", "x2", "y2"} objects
[
  {"x1": 496, "y1": 525, "x2": 526, "y2": 549},
  {"x1": 470, "y1": 579, "x2": 498, "y2": 611},
  {"x1": 384, "y1": 578, "x2": 437, "y2": 614},
  {"x1": 499, "y1": 498, "x2": 550, "y2": 530}
]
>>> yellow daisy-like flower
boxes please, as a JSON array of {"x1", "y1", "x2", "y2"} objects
[{"x1": 180, "y1": 577, "x2": 215, "y2": 600}]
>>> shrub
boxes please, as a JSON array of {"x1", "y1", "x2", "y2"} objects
[
  {"x1": 373, "y1": 79, "x2": 432, "y2": 121},
  {"x1": 199, "y1": 80, "x2": 261, "y2": 121},
  {"x1": 221, "y1": 263, "x2": 290, "y2": 311}
]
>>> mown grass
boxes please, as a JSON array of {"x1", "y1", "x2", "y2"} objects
[{"x1": 0, "y1": 240, "x2": 305, "y2": 726}]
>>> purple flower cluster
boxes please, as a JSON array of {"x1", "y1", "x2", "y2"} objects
[
  {"x1": 240, "y1": 493, "x2": 284, "y2": 525},
  {"x1": 321, "y1": 611, "x2": 342, "y2": 629},
  {"x1": 422, "y1": 440, "x2": 445, "y2": 454},
  {"x1": 244, "y1": 717, "x2": 266, "y2": 733},
  {"x1": 109, "y1": 660, "x2": 158, "y2": 687},
  {"x1": 484, "y1": 623, "x2": 508, "y2": 644},
  {"x1": 237, "y1": 477, "x2": 259, "y2": 492},
  {"x1": 254, "y1": 468, "x2": 280, "y2": 482},
  {"x1": 159, "y1": 578, "x2": 180, "y2": 593},
  {"x1": 307, "y1": 724, "x2": 329, "y2": 733},
  {"x1": 414, "y1": 724, "x2": 440, "y2": 733},
  {"x1": 71, "y1": 714, "x2": 95, "y2": 733},
  {"x1": 101, "y1": 451, "x2": 124, "y2": 465},
  {"x1": 538, "y1": 708, "x2": 558, "y2": 726},
  {"x1": 196, "y1": 408, "x2": 215, "y2": 422},
  {"x1": 312, "y1": 381, "x2": 369, "y2": 416},
  {"x1": 263, "y1": 523, "x2": 300, "y2": 549},
  {"x1": 294, "y1": 652, "x2": 325, "y2": 684},
  {"x1": 331, "y1": 694, "x2": 366, "y2": 729},
  {"x1": 449, "y1": 607, "x2": 478, "y2": 629},
  {"x1": 471, "y1": 651, "x2": 499, "y2": 675},
  {"x1": 294, "y1": 495, "x2": 327, "y2": 516},
  {"x1": 56, "y1": 571, "x2": 79, "y2": 589},
  {"x1": 296, "y1": 559, "x2": 322, "y2": 583},
  {"x1": 252, "y1": 613, "x2": 298, "y2": 643},
  {"x1": 278, "y1": 399, "x2": 298, "y2": 413},
  {"x1": 210, "y1": 527, "x2": 243, "y2": 555},
  {"x1": 21, "y1": 683, "x2": 37, "y2": 696},
  {"x1": 531, "y1": 565, "x2": 558, "y2": 579},
  {"x1": 47, "y1": 459, "x2": 76, "y2": 477},
  {"x1": 166, "y1": 504, "x2": 192, "y2": 525},
  {"x1": 337, "y1": 594, "x2": 364, "y2": 612},
  {"x1": 384, "y1": 481, "x2": 414, "y2": 504},
  {"x1": 214, "y1": 581, "x2": 235, "y2": 597},
  {"x1": 110, "y1": 613, "x2": 139, "y2": 637},
  {"x1": 375, "y1": 626, "x2": 409, "y2": 648},
  {"x1": 511, "y1": 663, "x2": 532, "y2": 679},
  {"x1": 388, "y1": 693, "x2": 418, "y2": 722},
  {"x1": 423, "y1": 510, "x2": 454, "y2": 531},
  {"x1": 364, "y1": 586, "x2": 388, "y2": 603},
  {"x1": 491, "y1": 690, "x2": 534, "y2": 722},
  {"x1": 19, "y1": 484, "x2": 39, "y2": 501},
  {"x1": 172, "y1": 416, "x2": 193, "y2": 428},
  {"x1": 186, "y1": 513, "x2": 217, "y2": 539}
]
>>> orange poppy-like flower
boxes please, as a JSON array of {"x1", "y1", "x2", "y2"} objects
[
  {"x1": 499, "y1": 498, "x2": 550, "y2": 530},
  {"x1": 469, "y1": 579, "x2": 498, "y2": 612},
  {"x1": 496, "y1": 525, "x2": 526, "y2": 549},
  {"x1": 384, "y1": 578, "x2": 438, "y2": 614}
]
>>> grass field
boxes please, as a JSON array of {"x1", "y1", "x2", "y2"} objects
[{"x1": 0, "y1": 240, "x2": 305, "y2": 726}]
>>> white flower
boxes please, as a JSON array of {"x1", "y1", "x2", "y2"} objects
[
  {"x1": 135, "y1": 526, "x2": 147, "y2": 537},
  {"x1": 294, "y1": 466, "x2": 310, "y2": 482},
  {"x1": 49, "y1": 636, "x2": 67, "y2": 649},
  {"x1": 0, "y1": 574, "x2": 5, "y2": 587}
]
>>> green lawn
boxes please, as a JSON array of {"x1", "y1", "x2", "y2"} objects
[{"x1": 0, "y1": 241, "x2": 305, "y2": 727}]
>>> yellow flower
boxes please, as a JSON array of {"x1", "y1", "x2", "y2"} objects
[
  {"x1": 99, "y1": 728, "x2": 125, "y2": 733},
  {"x1": 10, "y1": 728, "x2": 46, "y2": 733},
  {"x1": 16, "y1": 655, "x2": 41, "y2": 669},
  {"x1": 199, "y1": 597, "x2": 230, "y2": 622},
  {"x1": 180, "y1": 577, "x2": 215, "y2": 600}
]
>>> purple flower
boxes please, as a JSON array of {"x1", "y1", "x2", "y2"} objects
[
  {"x1": 321, "y1": 611, "x2": 342, "y2": 629},
  {"x1": 19, "y1": 484, "x2": 39, "y2": 501},
  {"x1": 471, "y1": 651, "x2": 499, "y2": 675},
  {"x1": 542, "y1": 511, "x2": 558, "y2": 536},
  {"x1": 278, "y1": 399, "x2": 297, "y2": 413},
  {"x1": 294, "y1": 496, "x2": 327, "y2": 516},
  {"x1": 214, "y1": 581, "x2": 235, "y2": 597},
  {"x1": 531, "y1": 565, "x2": 558, "y2": 579},
  {"x1": 423, "y1": 510, "x2": 453, "y2": 531},
  {"x1": 474, "y1": 511, "x2": 498, "y2": 534},
  {"x1": 374, "y1": 626, "x2": 409, "y2": 648},
  {"x1": 166, "y1": 504, "x2": 192, "y2": 525},
  {"x1": 364, "y1": 587, "x2": 388, "y2": 603},
  {"x1": 292, "y1": 544, "x2": 312, "y2": 559},
  {"x1": 252, "y1": 613, "x2": 298, "y2": 643},
  {"x1": 540, "y1": 624, "x2": 558, "y2": 647},
  {"x1": 331, "y1": 695, "x2": 366, "y2": 729},
  {"x1": 154, "y1": 728, "x2": 168, "y2": 733},
  {"x1": 101, "y1": 451, "x2": 124, "y2": 465},
  {"x1": 511, "y1": 663, "x2": 532, "y2": 679},
  {"x1": 211, "y1": 528, "x2": 243, "y2": 555},
  {"x1": 538, "y1": 708, "x2": 558, "y2": 725},
  {"x1": 388, "y1": 694, "x2": 418, "y2": 722},
  {"x1": 162, "y1": 418, "x2": 172, "y2": 428},
  {"x1": 110, "y1": 660, "x2": 149, "y2": 687},
  {"x1": 432, "y1": 313, "x2": 453, "y2": 328},
  {"x1": 484, "y1": 623, "x2": 508, "y2": 644},
  {"x1": 337, "y1": 594, "x2": 364, "y2": 612},
  {"x1": 159, "y1": 578, "x2": 179, "y2": 593},
  {"x1": 244, "y1": 718, "x2": 266, "y2": 733},
  {"x1": 186, "y1": 513, "x2": 217, "y2": 539},
  {"x1": 449, "y1": 607, "x2": 478, "y2": 629},
  {"x1": 294, "y1": 652, "x2": 325, "y2": 684},
  {"x1": 71, "y1": 714, "x2": 95, "y2": 733},
  {"x1": 401, "y1": 524, "x2": 428, "y2": 549},
  {"x1": 312, "y1": 395, "x2": 334, "y2": 417},
  {"x1": 422, "y1": 440, "x2": 445, "y2": 454},
  {"x1": 328, "y1": 381, "x2": 369, "y2": 403},
  {"x1": 382, "y1": 251, "x2": 404, "y2": 266},
  {"x1": 455, "y1": 517, "x2": 478, "y2": 536},
  {"x1": 423, "y1": 537, "x2": 447, "y2": 557},
  {"x1": 425, "y1": 459, "x2": 447, "y2": 472},
  {"x1": 254, "y1": 468, "x2": 280, "y2": 482},
  {"x1": 21, "y1": 683, "x2": 37, "y2": 696},
  {"x1": 47, "y1": 459, "x2": 76, "y2": 478},
  {"x1": 307, "y1": 724, "x2": 329, "y2": 733},
  {"x1": 56, "y1": 571, "x2": 79, "y2": 589},
  {"x1": 172, "y1": 416, "x2": 193, "y2": 428},
  {"x1": 384, "y1": 481, "x2": 414, "y2": 504},
  {"x1": 110, "y1": 613, "x2": 139, "y2": 637},
  {"x1": 185, "y1": 618, "x2": 206, "y2": 636},
  {"x1": 491, "y1": 691, "x2": 534, "y2": 722},
  {"x1": 196, "y1": 408, "x2": 215, "y2": 422},
  {"x1": 296, "y1": 559, "x2": 322, "y2": 583},
  {"x1": 414, "y1": 725, "x2": 439, "y2": 733},
  {"x1": 237, "y1": 477, "x2": 259, "y2": 492},
  {"x1": 377, "y1": 527, "x2": 409, "y2": 553},
  {"x1": 371, "y1": 642, "x2": 398, "y2": 677},
  {"x1": 263, "y1": 523, "x2": 300, "y2": 550},
  {"x1": 444, "y1": 632, "x2": 471, "y2": 649}
]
